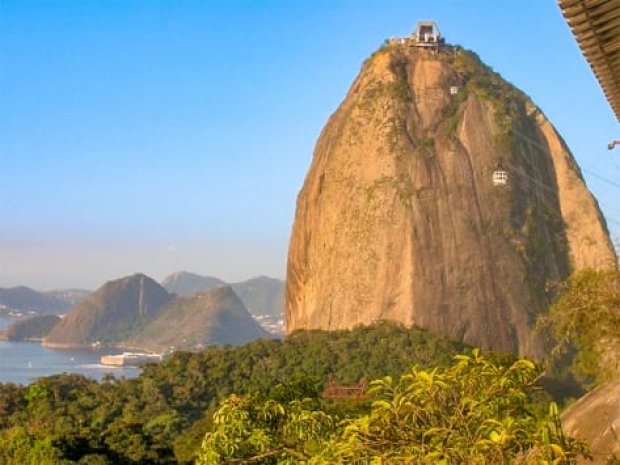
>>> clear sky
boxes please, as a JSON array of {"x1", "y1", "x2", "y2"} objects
[{"x1": 1, "y1": 0, "x2": 619, "y2": 290}]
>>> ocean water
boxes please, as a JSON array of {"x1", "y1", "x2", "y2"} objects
[{"x1": 0, "y1": 316, "x2": 140, "y2": 385}]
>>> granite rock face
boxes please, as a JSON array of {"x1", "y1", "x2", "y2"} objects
[
  {"x1": 561, "y1": 379, "x2": 620, "y2": 464},
  {"x1": 285, "y1": 43, "x2": 615, "y2": 357}
]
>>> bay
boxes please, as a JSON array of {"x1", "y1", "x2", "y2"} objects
[{"x1": 0, "y1": 316, "x2": 140, "y2": 385}]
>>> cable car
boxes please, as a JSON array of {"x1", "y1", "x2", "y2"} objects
[{"x1": 492, "y1": 164, "x2": 508, "y2": 186}]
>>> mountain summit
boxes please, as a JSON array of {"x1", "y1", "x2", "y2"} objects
[
  {"x1": 44, "y1": 274, "x2": 171, "y2": 347},
  {"x1": 285, "y1": 32, "x2": 616, "y2": 358}
]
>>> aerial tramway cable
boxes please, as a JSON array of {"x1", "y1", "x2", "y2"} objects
[{"x1": 507, "y1": 126, "x2": 620, "y2": 228}]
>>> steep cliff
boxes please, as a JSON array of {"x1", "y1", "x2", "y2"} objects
[
  {"x1": 285, "y1": 41, "x2": 616, "y2": 357},
  {"x1": 561, "y1": 379, "x2": 620, "y2": 464}
]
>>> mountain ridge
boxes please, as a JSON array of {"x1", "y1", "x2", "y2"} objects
[
  {"x1": 0, "y1": 286, "x2": 73, "y2": 315},
  {"x1": 123, "y1": 285, "x2": 269, "y2": 351},
  {"x1": 161, "y1": 271, "x2": 285, "y2": 333},
  {"x1": 161, "y1": 271, "x2": 225, "y2": 296},
  {"x1": 42, "y1": 273, "x2": 272, "y2": 350}
]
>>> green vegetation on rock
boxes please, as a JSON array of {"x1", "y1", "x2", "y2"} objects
[{"x1": 454, "y1": 50, "x2": 525, "y2": 128}]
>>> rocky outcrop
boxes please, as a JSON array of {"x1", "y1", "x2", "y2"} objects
[
  {"x1": 561, "y1": 379, "x2": 620, "y2": 464},
  {"x1": 285, "y1": 42, "x2": 616, "y2": 357}
]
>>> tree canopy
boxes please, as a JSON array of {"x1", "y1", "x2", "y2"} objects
[
  {"x1": 0, "y1": 323, "x2": 466, "y2": 464},
  {"x1": 538, "y1": 269, "x2": 620, "y2": 384},
  {"x1": 198, "y1": 350, "x2": 586, "y2": 464}
]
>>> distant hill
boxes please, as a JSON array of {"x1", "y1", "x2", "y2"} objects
[
  {"x1": 45, "y1": 289, "x2": 91, "y2": 307},
  {"x1": 161, "y1": 271, "x2": 225, "y2": 296},
  {"x1": 0, "y1": 314, "x2": 61, "y2": 341},
  {"x1": 124, "y1": 285, "x2": 270, "y2": 352},
  {"x1": 230, "y1": 276, "x2": 284, "y2": 318},
  {"x1": 42, "y1": 273, "x2": 272, "y2": 351},
  {"x1": 44, "y1": 274, "x2": 172, "y2": 348},
  {"x1": 0, "y1": 286, "x2": 71, "y2": 315},
  {"x1": 161, "y1": 272, "x2": 284, "y2": 334}
]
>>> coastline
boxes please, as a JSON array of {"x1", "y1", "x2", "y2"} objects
[
  {"x1": 0, "y1": 336, "x2": 44, "y2": 343},
  {"x1": 0, "y1": 340, "x2": 142, "y2": 385},
  {"x1": 41, "y1": 340, "x2": 156, "y2": 354},
  {"x1": 41, "y1": 341, "x2": 93, "y2": 350}
]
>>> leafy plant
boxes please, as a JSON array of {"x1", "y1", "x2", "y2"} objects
[
  {"x1": 0, "y1": 323, "x2": 466, "y2": 464},
  {"x1": 538, "y1": 270, "x2": 620, "y2": 384},
  {"x1": 197, "y1": 350, "x2": 587, "y2": 464}
]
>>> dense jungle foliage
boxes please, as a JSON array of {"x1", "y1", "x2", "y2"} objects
[
  {"x1": 198, "y1": 350, "x2": 586, "y2": 464},
  {"x1": 0, "y1": 323, "x2": 466, "y2": 464},
  {"x1": 1, "y1": 268, "x2": 617, "y2": 464},
  {"x1": 538, "y1": 269, "x2": 620, "y2": 386}
]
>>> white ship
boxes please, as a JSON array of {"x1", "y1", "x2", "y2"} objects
[{"x1": 100, "y1": 352, "x2": 162, "y2": 367}]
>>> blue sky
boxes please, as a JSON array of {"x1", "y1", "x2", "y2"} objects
[{"x1": 1, "y1": 0, "x2": 619, "y2": 289}]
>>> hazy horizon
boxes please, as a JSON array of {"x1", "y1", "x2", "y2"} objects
[
  {"x1": 0, "y1": 236, "x2": 287, "y2": 291},
  {"x1": 2, "y1": 1, "x2": 619, "y2": 290}
]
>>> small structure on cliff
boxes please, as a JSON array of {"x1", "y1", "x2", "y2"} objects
[{"x1": 412, "y1": 21, "x2": 443, "y2": 49}]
